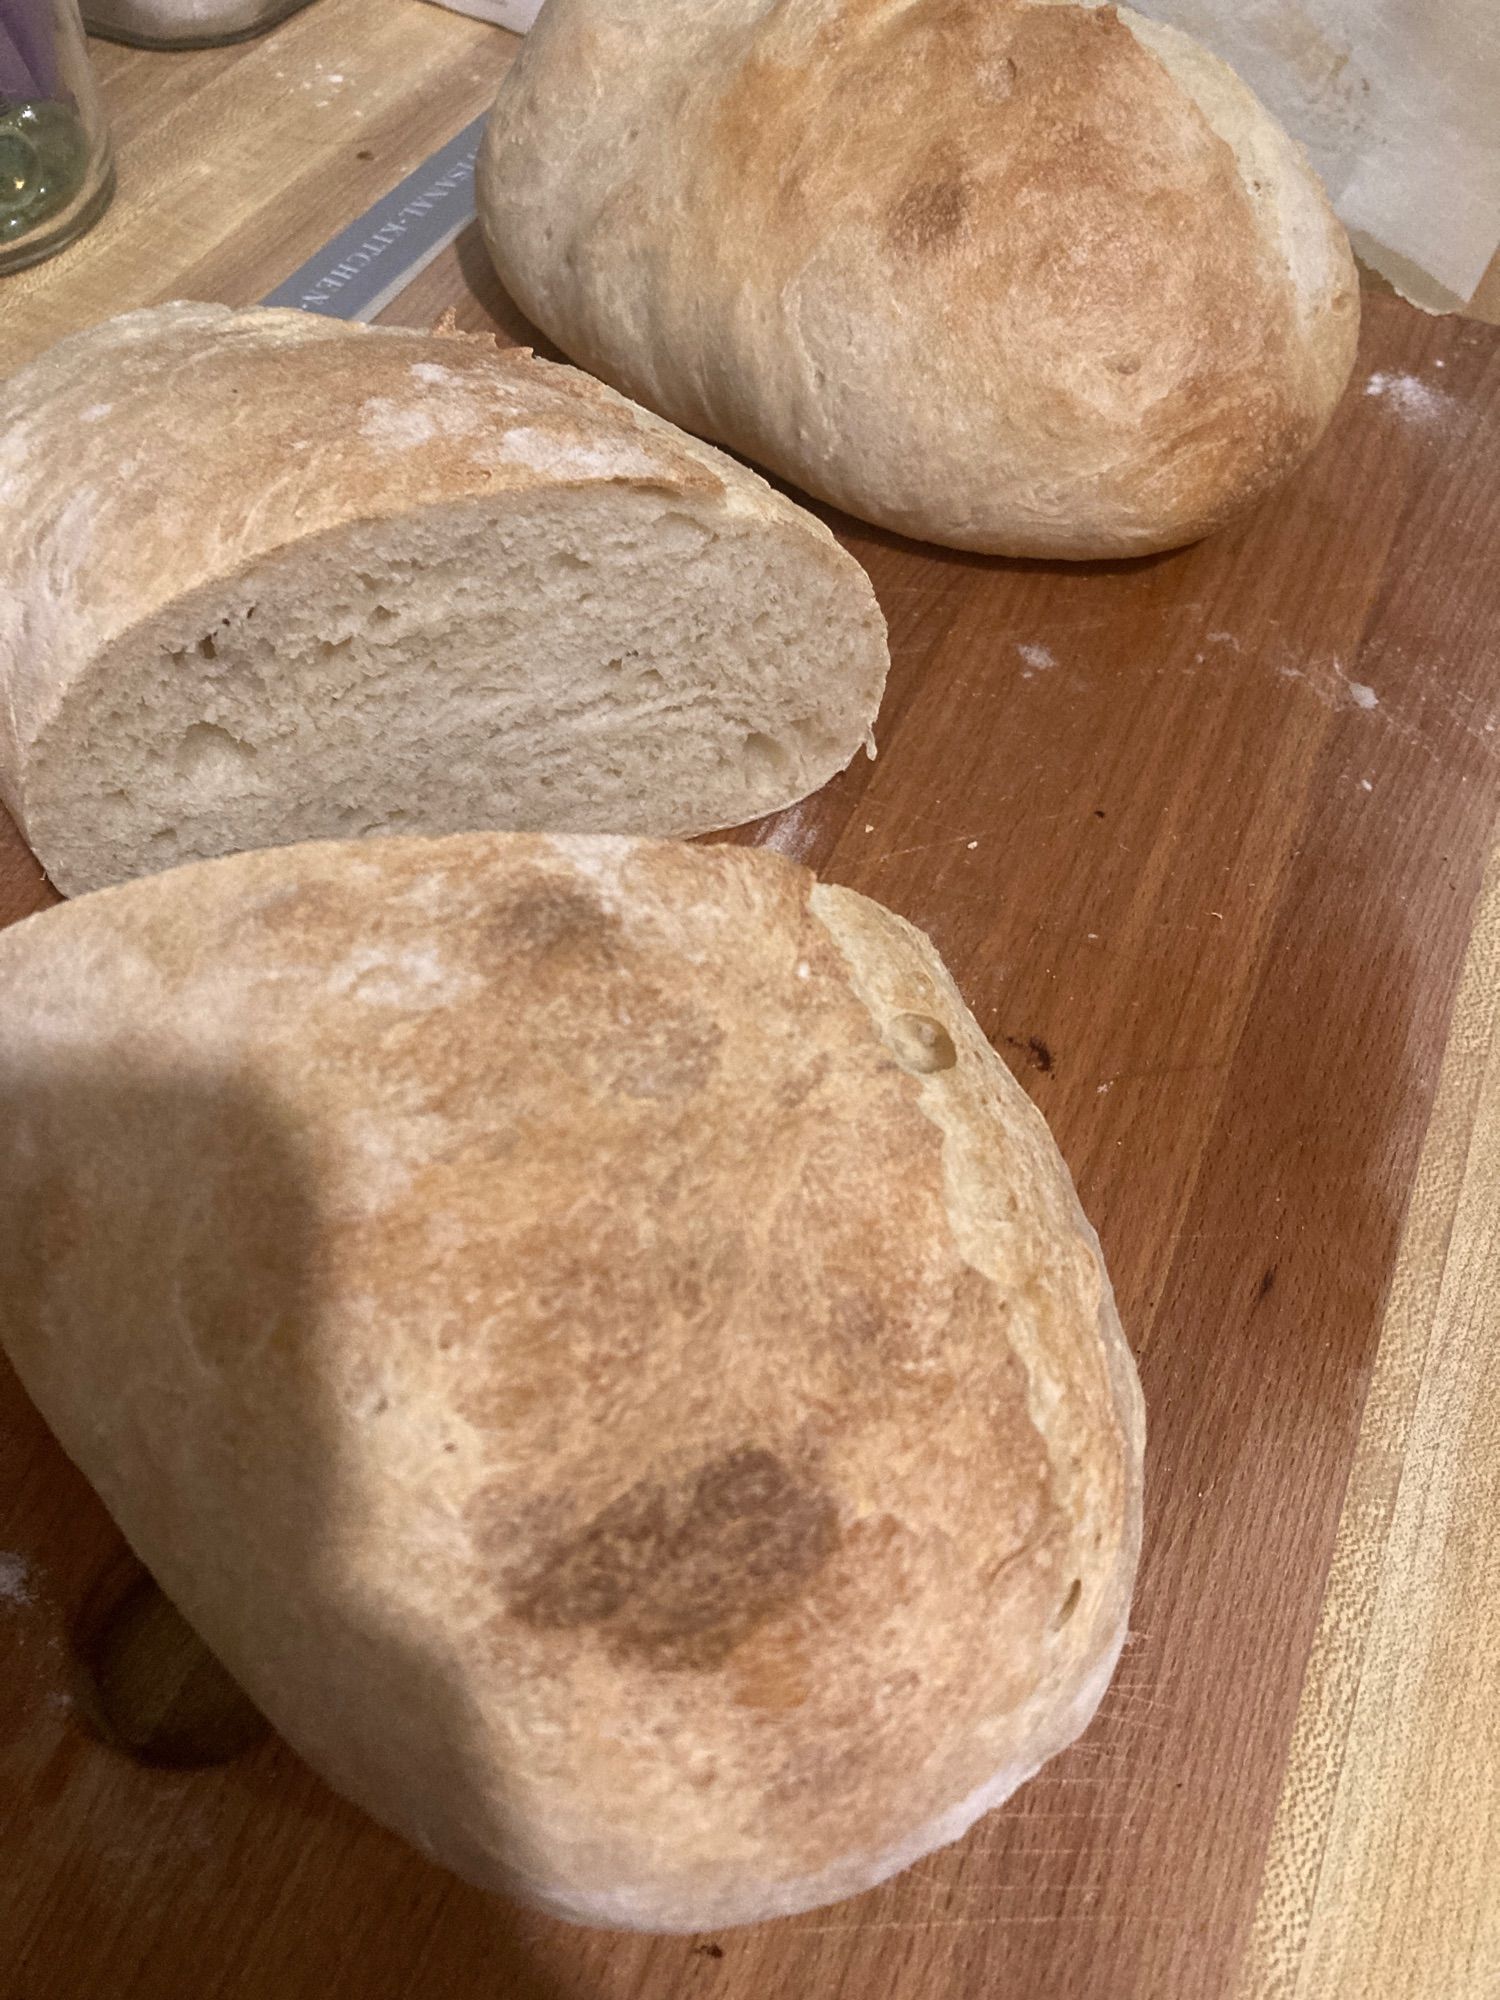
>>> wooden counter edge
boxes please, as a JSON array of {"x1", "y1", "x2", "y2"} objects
[{"x1": 1240, "y1": 842, "x2": 1500, "y2": 2000}]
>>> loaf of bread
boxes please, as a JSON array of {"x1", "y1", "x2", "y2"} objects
[
  {"x1": 0, "y1": 304, "x2": 888, "y2": 897},
  {"x1": 479, "y1": 0, "x2": 1359, "y2": 558},
  {"x1": 0, "y1": 833, "x2": 1144, "y2": 1931}
]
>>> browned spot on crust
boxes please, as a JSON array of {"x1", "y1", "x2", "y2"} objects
[
  {"x1": 481, "y1": 875, "x2": 619, "y2": 968},
  {"x1": 728, "y1": 1629, "x2": 814, "y2": 1712},
  {"x1": 889, "y1": 173, "x2": 970, "y2": 255},
  {"x1": 508, "y1": 1447, "x2": 840, "y2": 1669}
]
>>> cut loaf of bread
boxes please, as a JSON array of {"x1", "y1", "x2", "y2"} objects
[
  {"x1": 0, "y1": 304, "x2": 888, "y2": 896},
  {"x1": 0, "y1": 832, "x2": 1144, "y2": 1931}
]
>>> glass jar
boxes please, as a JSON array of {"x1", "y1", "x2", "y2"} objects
[
  {"x1": 0, "y1": 0, "x2": 113, "y2": 274},
  {"x1": 83, "y1": 0, "x2": 315, "y2": 48}
]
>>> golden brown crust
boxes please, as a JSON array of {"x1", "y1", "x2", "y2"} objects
[
  {"x1": 0, "y1": 833, "x2": 1143, "y2": 1928},
  {"x1": 480, "y1": 0, "x2": 1359, "y2": 557}
]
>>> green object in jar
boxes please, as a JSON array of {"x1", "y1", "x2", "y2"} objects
[{"x1": 0, "y1": 97, "x2": 90, "y2": 243}]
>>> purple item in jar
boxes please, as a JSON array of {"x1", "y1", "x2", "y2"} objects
[{"x1": 0, "y1": 1, "x2": 64, "y2": 102}]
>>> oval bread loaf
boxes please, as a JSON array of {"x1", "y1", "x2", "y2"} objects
[
  {"x1": 0, "y1": 304, "x2": 888, "y2": 896},
  {"x1": 0, "y1": 832, "x2": 1144, "y2": 1931},
  {"x1": 479, "y1": 0, "x2": 1359, "y2": 558}
]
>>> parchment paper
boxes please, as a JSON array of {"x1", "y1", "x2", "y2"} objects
[{"x1": 1133, "y1": 0, "x2": 1500, "y2": 312}]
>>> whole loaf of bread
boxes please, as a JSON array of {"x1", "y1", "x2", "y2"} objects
[
  {"x1": 0, "y1": 833, "x2": 1144, "y2": 1931},
  {"x1": 480, "y1": 0, "x2": 1359, "y2": 558},
  {"x1": 0, "y1": 304, "x2": 887, "y2": 896}
]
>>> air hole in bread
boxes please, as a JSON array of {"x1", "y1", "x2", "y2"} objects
[
  {"x1": 885, "y1": 1013, "x2": 958, "y2": 1074},
  {"x1": 196, "y1": 634, "x2": 217, "y2": 661},
  {"x1": 654, "y1": 510, "x2": 713, "y2": 555},
  {"x1": 318, "y1": 637, "x2": 354, "y2": 660},
  {"x1": 1054, "y1": 1578, "x2": 1083, "y2": 1629},
  {"x1": 371, "y1": 604, "x2": 396, "y2": 625},
  {"x1": 742, "y1": 731, "x2": 788, "y2": 777},
  {"x1": 174, "y1": 721, "x2": 257, "y2": 783}
]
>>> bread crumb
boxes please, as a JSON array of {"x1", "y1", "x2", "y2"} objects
[
  {"x1": 1347, "y1": 681, "x2": 1379, "y2": 710},
  {"x1": 1017, "y1": 643, "x2": 1056, "y2": 674},
  {"x1": 1360, "y1": 777, "x2": 1374, "y2": 791}
]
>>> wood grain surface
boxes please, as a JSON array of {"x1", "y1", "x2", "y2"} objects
[
  {"x1": 3, "y1": 11, "x2": 1499, "y2": 2000},
  {"x1": 1242, "y1": 846, "x2": 1500, "y2": 2000}
]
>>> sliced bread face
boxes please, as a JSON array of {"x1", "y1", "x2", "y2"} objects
[{"x1": 0, "y1": 304, "x2": 888, "y2": 895}]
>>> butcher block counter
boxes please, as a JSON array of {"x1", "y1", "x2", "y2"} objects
[{"x1": 2, "y1": 6, "x2": 1498, "y2": 1998}]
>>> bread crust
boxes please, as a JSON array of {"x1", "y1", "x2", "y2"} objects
[
  {"x1": 0, "y1": 832, "x2": 1143, "y2": 1929},
  {"x1": 479, "y1": 0, "x2": 1359, "y2": 557}
]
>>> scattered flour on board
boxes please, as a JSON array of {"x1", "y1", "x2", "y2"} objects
[
  {"x1": 1276, "y1": 653, "x2": 1379, "y2": 711},
  {"x1": 0, "y1": 1552, "x2": 34, "y2": 1606},
  {"x1": 1017, "y1": 643, "x2": 1056, "y2": 675},
  {"x1": 1363, "y1": 371, "x2": 1450, "y2": 427},
  {"x1": 754, "y1": 797, "x2": 818, "y2": 863}
]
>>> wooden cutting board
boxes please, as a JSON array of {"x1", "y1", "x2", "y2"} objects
[{"x1": 3, "y1": 9, "x2": 1499, "y2": 1998}]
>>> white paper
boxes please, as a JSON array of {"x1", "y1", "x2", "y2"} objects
[{"x1": 1132, "y1": 0, "x2": 1500, "y2": 312}]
